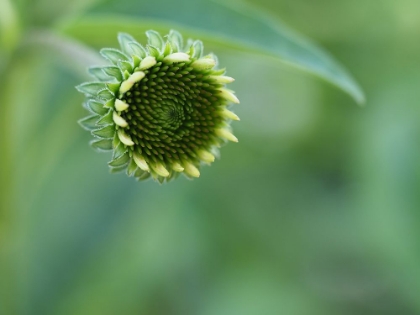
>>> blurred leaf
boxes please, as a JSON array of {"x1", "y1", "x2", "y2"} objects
[
  {"x1": 58, "y1": 0, "x2": 365, "y2": 104},
  {"x1": 0, "y1": 0, "x2": 21, "y2": 53},
  {"x1": 21, "y1": 30, "x2": 105, "y2": 78}
]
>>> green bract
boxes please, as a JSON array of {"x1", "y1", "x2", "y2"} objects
[{"x1": 77, "y1": 30, "x2": 239, "y2": 183}]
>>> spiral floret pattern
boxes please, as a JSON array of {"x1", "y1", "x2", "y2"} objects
[{"x1": 77, "y1": 30, "x2": 239, "y2": 183}]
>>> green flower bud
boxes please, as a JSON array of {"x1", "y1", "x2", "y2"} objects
[{"x1": 76, "y1": 30, "x2": 240, "y2": 183}]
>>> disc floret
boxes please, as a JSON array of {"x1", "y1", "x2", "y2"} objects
[{"x1": 77, "y1": 30, "x2": 239, "y2": 183}]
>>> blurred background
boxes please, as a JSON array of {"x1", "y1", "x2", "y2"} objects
[{"x1": 1, "y1": 0, "x2": 420, "y2": 314}]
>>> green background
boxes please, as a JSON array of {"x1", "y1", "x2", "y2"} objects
[{"x1": 1, "y1": 0, "x2": 419, "y2": 314}]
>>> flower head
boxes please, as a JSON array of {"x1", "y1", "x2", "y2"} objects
[{"x1": 77, "y1": 30, "x2": 239, "y2": 183}]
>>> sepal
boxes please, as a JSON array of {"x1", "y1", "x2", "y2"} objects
[
  {"x1": 90, "y1": 138, "x2": 113, "y2": 151},
  {"x1": 97, "y1": 110, "x2": 113, "y2": 125},
  {"x1": 76, "y1": 82, "x2": 107, "y2": 96},
  {"x1": 108, "y1": 152, "x2": 130, "y2": 167},
  {"x1": 112, "y1": 133, "x2": 121, "y2": 148},
  {"x1": 109, "y1": 165, "x2": 128, "y2": 174},
  {"x1": 104, "y1": 99, "x2": 115, "y2": 108},
  {"x1": 86, "y1": 100, "x2": 108, "y2": 115},
  {"x1": 88, "y1": 67, "x2": 110, "y2": 81},
  {"x1": 102, "y1": 66, "x2": 123, "y2": 81},
  {"x1": 107, "y1": 83, "x2": 120, "y2": 94},
  {"x1": 192, "y1": 41, "x2": 203, "y2": 59},
  {"x1": 129, "y1": 42, "x2": 147, "y2": 59},
  {"x1": 148, "y1": 46, "x2": 161, "y2": 59},
  {"x1": 167, "y1": 30, "x2": 183, "y2": 52},
  {"x1": 97, "y1": 89, "x2": 114, "y2": 100},
  {"x1": 134, "y1": 168, "x2": 151, "y2": 181},
  {"x1": 118, "y1": 32, "x2": 136, "y2": 55},
  {"x1": 118, "y1": 60, "x2": 133, "y2": 74},
  {"x1": 126, "y1": 158, "x2": 138, "y2": 176},
  {"x1": 163, "y1": 42, "x2": 172, "y2": 56},
  {"x1": 78, "y1": 115, "x2": 99, "y2": 130},
  {"x1": 92, "y1": 125, "x2": 115, "y2": 139},
  {"x1": 146, "y1": 30, "x2": 164, "y2": 51},
  {"x1": 132, "y1": 55, "x2": 142, "y2": 68},
  {"x1": 113, "y1": 142, "x2": 127, "y2": 159},
  {"x1": 100, "y1": 48, "x2": 129, "y2": 65}
]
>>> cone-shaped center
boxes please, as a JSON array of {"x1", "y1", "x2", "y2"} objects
[{"x1": 119, "y1": 61, "x2": 225, "y2": 164}]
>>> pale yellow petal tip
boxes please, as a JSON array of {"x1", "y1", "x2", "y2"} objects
[
  {"x1": 172, "y1": 162, "x2": 184, "y2": 172},
  {"x1": 222, "y1": 109, "x2": 240, "y2": 121},
  {"x1": 119, "y1": 80, "x2": 133, "y2": 95},
  {"x1": 119, "y1": 71, "x2": 145, "y2": 95},
  {"x1": 130, "y1": 71, "x2": 145, "y2": 82},
  {"x1": 164, "y1": 52, "x2": 190, "y2": 63},
  {"x1": 220, "y1": 88, "x2": 240, "y2": 104},
  {"x1": 115, "y1": 99, "x2": 129, "y2": 111},
  {"x1": 198, "y1": 150, "x2": 215, "y2": 163},
  {"x1": 139, "y1": 56, "x2": 156, "y2": 70},
  {"x1": 184, "y1": 162, "x2": 200, "y2": 178},
  {"x1": 113, "y1": 111, "x2": 128, "y2": 127},
  {"x1": 118, "y1": 130, "x2": 134, "y2": 146},
  {"x1": 192, "y1": 58, "x2": 216, "y2": 70},
  {"x1": 211, "y1": 75, "x2": 235, "y2": 84},
  {"x1": 153, "y1": 163, "x2": 170, "y2": 177},
  {"x1": 133, "y1": 153, "x2": 149, "y2": 171},
  {"x1": 216, "y1": 129, "x2": 238, "y2": 143}
]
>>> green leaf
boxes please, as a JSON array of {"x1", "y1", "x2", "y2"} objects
[
  {"x1": 92, "y1": 124, "x2": 115, "y2": 138},
  {"x1": 90, "y1": 138, "x2": 113, "y2": 151},
  {"x1": 61, "y1": 0, "x2": 365, "y2": 104}
]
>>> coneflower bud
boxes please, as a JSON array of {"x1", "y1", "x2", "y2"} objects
[{"x1": 76, "y1": 30, "x2": 240, "y2": 183}]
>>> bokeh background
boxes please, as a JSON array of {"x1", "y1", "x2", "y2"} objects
[{"x1": 1, "y1": 0, "x2": 420, "y2": 314}]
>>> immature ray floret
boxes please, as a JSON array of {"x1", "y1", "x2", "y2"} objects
[{"x1": 77, "y1": 30, "x2": 240, "y2": 183}]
